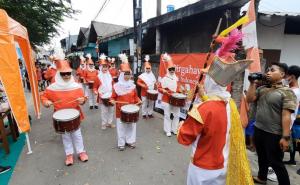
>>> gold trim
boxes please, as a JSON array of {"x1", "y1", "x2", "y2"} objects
[{"x1": 187, "y1": 103, "x2": 204, "y2": 124}]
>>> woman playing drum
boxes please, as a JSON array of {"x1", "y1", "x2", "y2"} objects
[
  {"x1": 84, "y1": 55, "x2": 99, "y2": 109},
  {"x1": 137, "y1": 55, "x2": 157, "y2": 119},
  {"x1": 93, "y1": 54, "x2": 115, "y2": 130},
  {"x1": 111, "y1": 54, "x2": 142, "y2": 151},
  {"x1": 41, "y1": 59, "x2": 88, "y2": 166},
  {"x1": 158, "y1": 53, "x2": 184, "y2": 137}
]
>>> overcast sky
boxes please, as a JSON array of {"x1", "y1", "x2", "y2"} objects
[{"x1": 51, "y1": 0, "x2": 300, "y2": 48}]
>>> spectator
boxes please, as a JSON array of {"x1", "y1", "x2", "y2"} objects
[
  {"x1": 283, "y1": 66, "x2": 300, "y2": 173},
  {"x1": 247, "y1": 62, "x2": 297, "y2": 185}
]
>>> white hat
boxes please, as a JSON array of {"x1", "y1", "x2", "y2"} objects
[
  {"x1": 99, "y1": 53, "x2": 106, "y2": 61},
  {"x1": 144, "y1": 55, "x2": 150, "y2": 62},
  {"x1": 86, "y1": 53, "x2": 92, "y2": 59},
  {"x1": 118, "y1": 53, "x2": 128, "y2": 63}
]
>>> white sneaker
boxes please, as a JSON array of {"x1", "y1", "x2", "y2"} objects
[
  {"x1": 267, "y1": 167, "x2": 278, "y2": 182},
  {"x1": 101, "y1": 125, "x2": 107, "y2": 130},
  {"x1": 166, "y1": 132, "x2": 172, "y2": 137}
]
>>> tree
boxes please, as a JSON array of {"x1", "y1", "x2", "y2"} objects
[{"x1": 0, "y1": 0, "x2": 78, "y2": 46}]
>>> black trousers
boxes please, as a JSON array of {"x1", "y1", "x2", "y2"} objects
[{"x1": 254, "y1": 127, "x2": 290, "y2": 185}]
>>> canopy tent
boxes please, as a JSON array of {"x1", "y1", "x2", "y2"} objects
[{"x1": 0, "y1": 9, "x2": 41, "y2": 153}]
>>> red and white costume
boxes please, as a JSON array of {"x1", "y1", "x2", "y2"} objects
[
  {"x1": 84, "y1": 58, "x2": 98, "y2": 107},
  {"x1": 112, "y1": 56, "x2": 141, "y2": 147},
  {"x1": 109, "y1": 58, "x2": 119, "y2": 82},
  {"x1": 137, "y1": 55, "x2": 157, "y2": 117},
  {"x1": 44, "y1": 64, "x2": 57, "y2": 84},
  {"x1": 178, "y1": 76, "x2": 231, "y2": 185},
  {"x1": 94, "y1": 58, "x2": 115, "y2": 128},
  {"x1": 76, "y1": 56, "x2": 87, "y2": 95},
  {"x1": 41, "y1": 61, "x2": 87, "y2": 158},
  {"x1": 158, "y1": 54, "x2": 181, "y2": 136}
]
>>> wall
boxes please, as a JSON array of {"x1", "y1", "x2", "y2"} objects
[
  {"x1": 257, "y1": 15, "x2": 300, "y2": 66},
  {"x1": 108, "y1": 36, "x2": 130, "y2": 57}
]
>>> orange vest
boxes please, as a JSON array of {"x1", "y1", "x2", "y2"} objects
[
  {"x1": 111, "y1": 89, "x2": 141, "y2": 118},
  {"x1": 137, "y1": 78, "x2": 148, "y2": 97},
  {"x1": 84, "y1": 70, "x2": 98, "y2": 82},
  {"x1": 177, "y1": 100, "x2": 228, "y2": 170},
  {"x1": 157, "y1": 82, "x2": 181, "y2": 103},
  {"x1": 41, "y1": 87, "x2": 85, "y2": 120}
]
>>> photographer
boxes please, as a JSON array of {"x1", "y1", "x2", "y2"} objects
[{"x1": 247, "y1": 62, "x2": 297, "y2": 185}]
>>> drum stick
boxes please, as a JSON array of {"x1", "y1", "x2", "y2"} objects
[
  {"x1": 114, "y1": 101, "x2": 130, "y2": 104},
  {"x1": 66, "y1": 96, "x2": 88, "y2": 104}
]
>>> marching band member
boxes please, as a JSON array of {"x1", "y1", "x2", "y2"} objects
[
  {"x1": 109, "y1": 57, "x2": 119, "y2": 82},
  {"x1": 94, "y1": 54, "x2": 115, "y2": 130},
  {"x1": 158, "y1": 53, "x2": 181, "y2": 137},
  {"x1": 41, "y1": 59, "x2": 88, "y2": 166},
  {"x1": 111, "y1": 54, "x2": 141, "y2": 151},
  {"x1": 44, "y1": 55, "x2": 57, "y2": 84},
  {"x1": 84, "y1": 55, "x2": 99, "y2": 109},
  {"x1": 137, "y1": 55, "x2": 157, "y2": 119},
  {"x1": 76, "y1": 56, "x2": 87, "y2": 94},
  {"x1": 177, "y1": 56, "x2": 253, "y2": 185}
]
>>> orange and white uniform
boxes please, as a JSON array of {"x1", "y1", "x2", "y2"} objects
[
  {"x1": 94, "y1": 58, "x2": 115, "y2": 128},
  {"x1": 177, "y1": 75, "x2": 253, "y2": 185},
  {"x1": 109, "y1": 57, "x2": 119, "y2": 82},
  {"x1": 76, "y1": 56, "x2": 87, "y2": 95},
  {"x1": 41, "y1": 60, "x2": 87, "y2": 158},
  {"x1": 84, "y1": 58, "x2": 98, "y2": 107},
  {"x1": 111, "y1": 54, "x2": 141, "y2": 147},
  {"x1": 137, "y1": 56, "x2": 157, "y2": 117},
  {"x1": 158, "y1": 54, "x2": 182, "y2": 136}
]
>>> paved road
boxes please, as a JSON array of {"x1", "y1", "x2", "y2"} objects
[{"x1": 10, "y1": 93, "x2": 300, "y2": 185}]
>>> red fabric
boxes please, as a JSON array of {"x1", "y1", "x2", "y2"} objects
[
  {"x1": 137, "y1": 78, "x2": 148, "y2": 97},
  {"x1": 76, "y1": 68, "x2": 86, "y2": 78},
  {"x1": 109, "y1": 68, "x2": 119, "y2": 78},
  {"x1": 44, "y1": 67, "x2": 57, "y2": 83},
  {"x1": 111, "y1": 89, "x2": 141, "y2": 118},
  {"x1": 84, "y1": 70, "x2": 98, "y2": 82},
  {"x1": 41, "y1": 87, "x2": 85, "y2": 120},
  {"x1": 177, "y1": 100, "x2": 228, "y2": 170},
  {"x1": 157, "y1": 82, "x2": 181, "y2": 103}
]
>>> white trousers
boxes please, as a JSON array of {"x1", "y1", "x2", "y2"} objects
[
  {"x1": 62, "y1": 128, "x2": 85, "y2": 156},
  {"x1": 141, "y1": 96, "x2": 154, "y2": 116},
  {"x1": 116, "y1": 118, "x2": 136, "y2": 147},
  {"x1": 82, "y1": 84, "x2": 88, "y2": 96},
  {"x1": 163, "y1": 103, "x2": 180, "y2": 133},
  {"x1": 187, "y1": 162, "x2": 226, "y2": 185},
  {"x1": 87, "y1": 88, "x2": 97, "y2": 106},
  {"x1": 100, "y1": 103, "x2": 114, "y2": 125}
]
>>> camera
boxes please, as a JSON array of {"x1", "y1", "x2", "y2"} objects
[{"x1": 248, "y1": 72, "x2": 266, "y2": 81}]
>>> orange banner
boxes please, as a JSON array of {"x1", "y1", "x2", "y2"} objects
[
  {"x1": 159, "y1": 53, "x2": 207, "y2": 90},
  {"x1": 157, "y1": 53, "x2": 207, "y2": 118}
]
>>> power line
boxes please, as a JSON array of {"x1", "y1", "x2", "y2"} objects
[{"x1": 93, "y1": 0, "x2": 110, "y2": 21}]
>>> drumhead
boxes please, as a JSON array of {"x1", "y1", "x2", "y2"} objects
[
  {"x1": 147, "y1": 90, "x2": 158, "y2": 94},
  {"x1": 53, "y1": 109, "x2": 80, "y2": 121},
  {"x1": 172, "y1": 93, "x2": 187, "y2": 99},
  {"x1": 121, "y1": 104, "x2": 140, "y2": 113}
]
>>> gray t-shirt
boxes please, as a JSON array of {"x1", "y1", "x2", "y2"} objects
[{"x1": 255, "y1": 85, "x2": 297, "y2": 135}]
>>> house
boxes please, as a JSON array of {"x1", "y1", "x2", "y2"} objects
[
  {"x1": 257, "y1": 11, "x2": 300, "y2": 67},
  {"x1": 60, "y1": 35, "x2": 78, "y2": 54},
  {"x1": 76, "y1": 21, "x2": 128, "y2": 59}
]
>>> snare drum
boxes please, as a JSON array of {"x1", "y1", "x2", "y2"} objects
[
  {"x1": 53, "y1": 109, "x2": 80, "y2": 133},
  {"x1": 120, "y1": 104, "x2": 140, "y2": 124},
  {"x1": 169, "y1": 93, "x2": 187, "y2": 107},
  {"x1": 88, "y1": 81, "x2": 94, "y2": 89},
  {"x1": 80, "y1": 77, "x2": 84, "y2": 83},
  {"x1": 101, "y1": 93, "x2": 113, "y2": 106},
  {"x1": 113, "y1": 77, "x2": 118, "y2": 83},
  {"x1": 147, "y1": 90, "x2": 158, "y2": 101}
]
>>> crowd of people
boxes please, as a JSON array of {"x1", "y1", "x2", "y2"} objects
[{"x1": 1, "y1": 49, "x2": 300, "y2": 185}]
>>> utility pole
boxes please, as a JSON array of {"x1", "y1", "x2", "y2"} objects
[
  {"x1": 155, "y1": 0, "x2": 161, "y2": 54},
  {"x1": 133, "y1": 0, "x2": 142, "y2": 78}
]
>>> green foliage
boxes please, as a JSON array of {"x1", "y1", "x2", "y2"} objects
[{"x1": 0, "y1": 0, "x2": 78, "y2": 46}]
